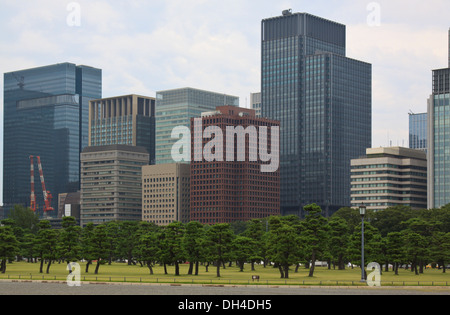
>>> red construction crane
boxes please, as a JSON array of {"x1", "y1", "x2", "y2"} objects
[{"x1": 29, "y1": 155, "x2": 54, "y2": 214}]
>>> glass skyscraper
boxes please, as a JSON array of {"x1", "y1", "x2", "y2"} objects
[
  {"x1": 409, "y1": 112, "x2": 427, "y2": 152},
  {"x1": 155, "y1": 87, "x2": 239, "y2": 164},
  {"x1": 427, "y1": 30, "x2": 450, "y2": 209},
  {"x1": 261, "y1": 11, "x2": 372, "y2": 216},
  {"x1": 89, "y1": 94, "x2": 156, "y2": 164},
  {"x1": 3, "y1": 63, "x2": 101, "y2": 216}
]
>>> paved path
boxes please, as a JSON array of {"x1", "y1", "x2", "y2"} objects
[{"x1": 1, "y1": 280, "x2": 449, "y2": 295}]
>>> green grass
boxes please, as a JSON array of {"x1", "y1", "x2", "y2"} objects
[{"x1": 2, "y1": 261, "x2": 450, "y2": 286}]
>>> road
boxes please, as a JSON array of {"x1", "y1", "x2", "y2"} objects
[{"x1": 1, "y1": 280, "x2": 449, "y2": 295}]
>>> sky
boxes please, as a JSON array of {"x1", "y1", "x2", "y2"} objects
[{"x1": 1, "y1": 0, "x2": 449, "y2": 205}]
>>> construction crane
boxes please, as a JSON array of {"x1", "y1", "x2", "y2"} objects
[
  {"x1": 29, "y1": 156, "x2": 36, "y2": 212},
  {"x1": 29, "y1": 155, "x2": 54, "y2": 215}
]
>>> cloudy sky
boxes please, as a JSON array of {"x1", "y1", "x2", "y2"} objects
[{"x1": 1, "y1": 0, "x2": 449, "y2": 205}]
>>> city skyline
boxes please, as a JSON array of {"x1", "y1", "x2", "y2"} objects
[{"x1": 1, "y1": 1, "x2": 450, "y2": 205}]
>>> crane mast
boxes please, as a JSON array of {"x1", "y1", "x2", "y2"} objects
[
  {"x1": 29, "y1": 155, "x2": 54, "y2": 215},
  {"x1": 29, "y1": 156, "x2": 36, "y2": 212}
]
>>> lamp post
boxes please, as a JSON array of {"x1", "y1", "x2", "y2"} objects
[{"x1": 359, "y1": 203, "x2": 366, "y2": 283}]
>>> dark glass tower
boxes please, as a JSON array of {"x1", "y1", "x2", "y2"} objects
[
  {"x1": 261, "y1": 12, "x2": 372, "y2": 216},
  {"x1": 427, "y1": 29, "x2": 450, "y2": 209},
  {"x1": 3, "y1": 63, "x2": 101, "y2": 217}
]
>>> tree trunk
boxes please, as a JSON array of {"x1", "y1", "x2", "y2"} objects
[
  {"x1": 309, "y1": 251, "x2": 316, "y2": 277},
  {"x1": 283, "y1": 264, "x2": 289, "y2": 279},
  {"x1": 85, "y1": 260, "x2": 92, "y2": 273},
  {"x1": 278, "y1": 265, "x2": 284, "y2": 278},
  {"x1": 195, "y1": 261, "x2": 199, "y2": 276},
  {"x1": 175, "y1": 261, "x2": 180, "y2": 276},
  {"x1": 46, "y1": 260, "x2": 52, "y2": 274},
  {"x1": 187, "y1": 262, "x2": 193, "y2": 275},
  {"x1": 39, "y1": 258, "x2": 44, "y2": 274},
  {"x1": 216, "y1": 260, "x2": 221, "y2": 277},
  {"x1": 94, "y1": 260, "x2": 101, "y2": 275},
  {"x1": 147, "y1": 261, "x2": 153, "y2": 275}
]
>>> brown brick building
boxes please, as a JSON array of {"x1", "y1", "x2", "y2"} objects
[{"x1": 190, "y1": 106, "x2": 280, "y2": 224}]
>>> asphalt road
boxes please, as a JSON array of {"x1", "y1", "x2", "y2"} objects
[{"x1": 1, "y1": 280, "x2": 449, "y2": 295}]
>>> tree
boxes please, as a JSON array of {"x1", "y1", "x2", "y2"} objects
[
  {"x1": 326, "y1": 216, "x2": 350, "y2": 270},
  {"x1": 386, "y1": 231, "x2": 404, "y2": 275},
  {"x1": 137, "y1": 227, "x2": 160, "y2": 275},
  {"x1": 164, "y1": 222, "x2": 185, "y2": 276},
  {"x1": 401, "y1": 229, "x2": 427, "y2": 275},
  {"x1": 8, "y1": 205, "x2": 39, "y2": 234},
  {"x1": 81, "y1": 223, "x2": 95, "y2": 273},
  {"x1": 266, "y1": 216, "x2": 301, "y2": 279},
  {"x1": 429, "y1": 232, "x2": 450, "y2": 273},
  {"x1": 104, "y1": 221, "x2": 120, "y2": 264},
  {"x1": 371, "y1": 205, "x2": 414, "y2": 237},
  {"x1": 57, "y1": 216, "x2": 82, "y2": 265},
  {"x1": 0, "y1": 225, "x2": 19, "y2": 273},
  {"x1": 232, "y1": 236, "x2": 257, "y2": 272},
  {"x1": 206, "y1": 223, "x2": 234, "y2": 277},
  {"x1": 116, "y1": 221, "x2": 139, "y2": 264},
  {"x1": 91, "y1": 224, "x2": 111, "y2": 274},
  {"x1": 301, "y1": 204, "x2": 328, "y2": 277},
  {"x1": 183, "y1": 221, "x2": 205, "y2": 275},
  {"x1": 35, "y1": 220, "x2": 59, "y2": 274},
  {"x1": 241, "y1": 219, "x2": 266, "y2": 270}
]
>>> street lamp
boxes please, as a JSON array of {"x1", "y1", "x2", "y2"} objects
[{"x1": 359, "y1": 203, "x2": 366, "y2": 283}]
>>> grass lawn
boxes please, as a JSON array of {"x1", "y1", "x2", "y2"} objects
[{"x1": 1, "y1": 261, "x2": 450, "y2": 286}]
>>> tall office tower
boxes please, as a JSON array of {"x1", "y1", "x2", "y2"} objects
[
  {"x1": 250, "y1": 92, "x2": 261, "y2": 117},
  {"x1": 409, "y1": 112, "x2": 427, "y2": 152},
  {"x1": 351, "y1": 147, "x2": 427, "y2": 212},
  {"x1": 155, "y1": 87, "x2": 239, "y2": 164},
  {"x1": 142, "y1": 163, "x2": 190, "y2": 226},
  {"x1": 427, "y1": 28, "x2": 450, "y2": 209},
  {"x1": 3, "y1": 63, "x2": 101, "y2": 216},
  {"x1": 89, "y1": 94, "x2": 156, "y2": 164},
  {"x1": 261, "y1": 11, "x2": 372, "y2": 217},
  {"x1": 189, "y1": 106, "x2": 280, "y2": 224},
  {"x1": 80, "y1": 144, "x2": 149, "y2": 227}
]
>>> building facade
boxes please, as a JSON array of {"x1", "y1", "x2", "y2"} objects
[
  {"x1": 427, "y1": 30, "x2": 450, "y2": 209},
  {"x1": 189, "y1": 106, "x2": 280, "y2": 224},
  {"x1": 351, "y1": 147, "x2": 427, "y2": 212},
  {"x1": 155, "y1": 87, "x2": 239, "y2": 164},
  {"x1": 250, "y1": 92, "x2": 261, "y2": 117},
  {"x1": 261, "y1": 11, "x2": 372, "y2": 217},
  {"x1": 80, "y1": 144, "x2": 149, "y2": 227},
  {"x1": 142, "y1": 163, "x2": 190, "y2": 226},
  {"x1": 3, "y1": 63, "x2": 101, "y2": 217},
  {"x1": 89, "y1": 94, "x2": 156, "y2": 164},
  {"x1": 409, "y1": 112, "x2": 427, "y2": 152}
]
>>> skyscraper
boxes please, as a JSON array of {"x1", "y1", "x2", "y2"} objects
[
  {"x1": 155, "y1": 87, "x2": 239, "y2": 164},
  {"x1": 89, "y1": 94, "x2": 156, "y2": 164},
  {"x1": 261, "y1": 11, "x2": 372, "y2": 216},
  {"x1": 189, "y1": 106, "x2": 280, "y2": 224},
  {"x1": 80, "y1": 144, "x2": 149, "y2": 227},
  {"x1": 427, "y1": 28, "x2": 450, "y2": 209},
  {"x1": 409, "y1": 112, "x2": 427, "y2": 152},
  {"x1": 3, "y1": 63, "x2": 101, "y2": 216}
]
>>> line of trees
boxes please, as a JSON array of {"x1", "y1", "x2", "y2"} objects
[{"x1": 1, "y1": 203, "x2": 450, "y2": 278}]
